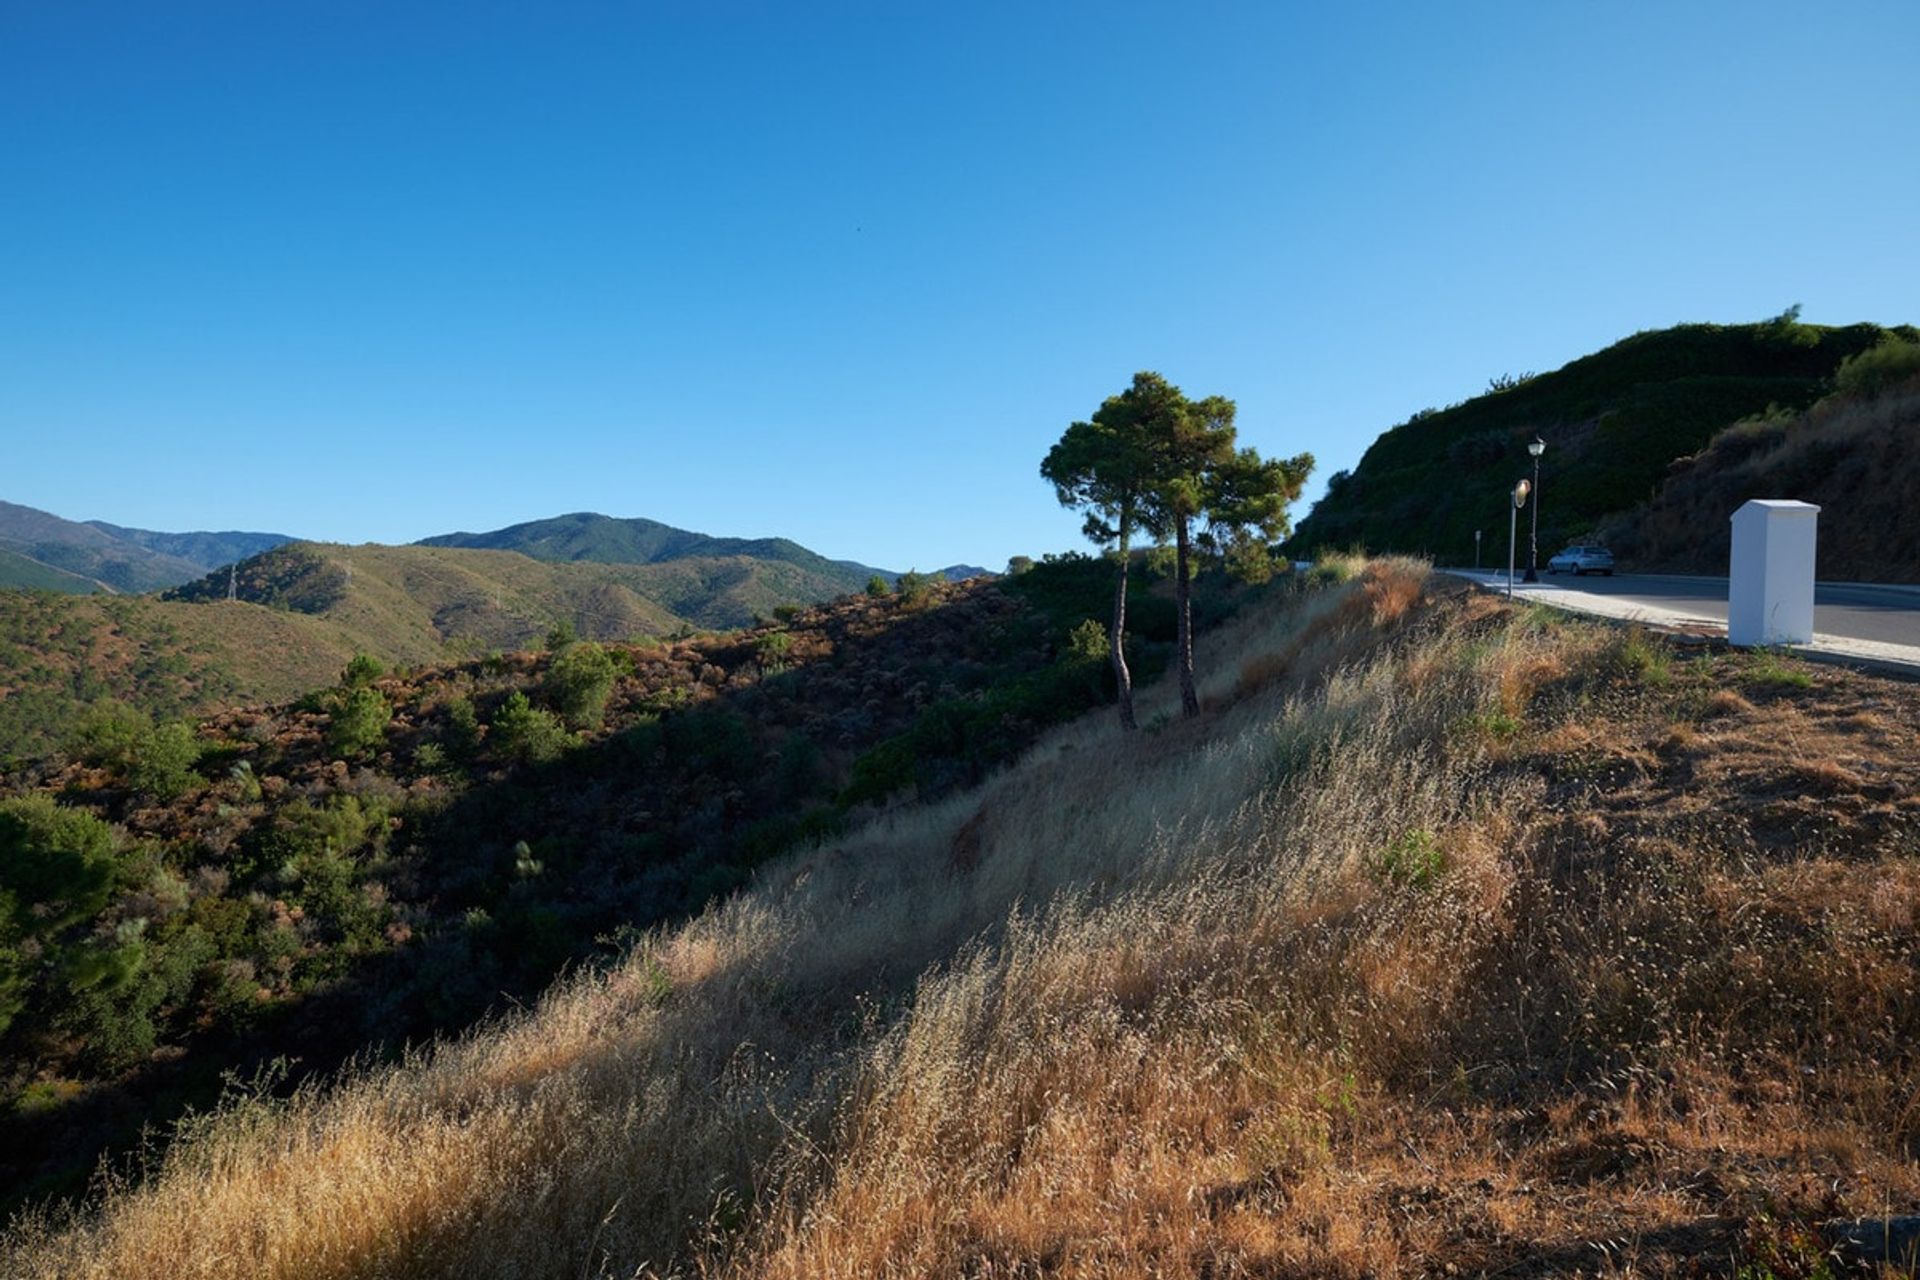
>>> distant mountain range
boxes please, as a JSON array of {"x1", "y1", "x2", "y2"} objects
[
  {"x1": 0, "y1": 506, "x2": 992, "y2": 757},
  {"x1": 0, "y1": 502, "x2": 987, "y2": 597},
  {"x1": 0, "y1": 500, "x2": 293, "y2": 594}
]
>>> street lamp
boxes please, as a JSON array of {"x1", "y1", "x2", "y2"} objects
[{"x1": 1523, "y1": 437, "x2": 1545, "y2": 582}]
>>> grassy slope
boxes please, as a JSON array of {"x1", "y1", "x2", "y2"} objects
[
  {"x1": 1600, "y1": 374, "x2": 1920, "y2": 580},
  {"x1": 10, "y1": 562, "x2": 1917, "y2": 1278},
  {"x1": 1287, "y1": 319, "x2": 1914, "y2": 563},
  {"x1": 0, "y1": 557, "x2": 1211, "y2": 1211}
]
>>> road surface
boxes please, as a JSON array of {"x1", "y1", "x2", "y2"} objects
[{"x1": 1445, "y1": 570, "x2": 1920, "y2": 664}]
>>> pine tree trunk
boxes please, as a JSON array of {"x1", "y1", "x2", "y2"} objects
[
  {"x1": 1111, "y1": 519, "x2": 1137, "y2": 731},
  {"x1": 1175, "y1": 515, "x2": 1199, "y2": 718}
]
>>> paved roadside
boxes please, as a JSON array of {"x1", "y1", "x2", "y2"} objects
[{"x1": 1442, "y1": 570, "x2": 1920, "y2": 676}]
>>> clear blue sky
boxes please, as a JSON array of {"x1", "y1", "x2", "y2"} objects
[{"x1": 4, "y1": 1, "x2": 1917, "y2": 572}]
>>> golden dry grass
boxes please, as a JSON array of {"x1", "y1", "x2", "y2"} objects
[{"x1": 8, "y1": 560, "x2": 1920, "y2": 1279}]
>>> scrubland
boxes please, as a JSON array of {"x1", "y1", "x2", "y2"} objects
[
  {"x1": 8, "y1": 559, "x2": 1918, "y2": 1278},
  {"x1": 1603, "y1": 370, "x2": 1920, "y2": 582}
]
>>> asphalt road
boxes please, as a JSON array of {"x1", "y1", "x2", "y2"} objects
[{"x1": 1451, "y1": 571, "x2": 1920, "y2": 648}]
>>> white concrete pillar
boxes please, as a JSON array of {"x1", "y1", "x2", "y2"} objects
[{"x1": 1728, "y1": 499, "x2": 1819, "y2": 646}]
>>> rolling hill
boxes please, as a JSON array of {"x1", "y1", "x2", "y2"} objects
[
  {"x1": 1286, "y1": 316, "x2": 1919, "y2": 564},
  {"x1": 0, "y1": 500, "x2": 294, "y2": 594},
  {"x1": 419, "y1": 511, "x2": 989, "y2": 584},
  {"x1": 0, "y1": 537, "x2": 946, "y2": 761}
]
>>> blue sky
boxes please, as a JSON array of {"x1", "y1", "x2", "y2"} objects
[{"x1": 4, "y1": 2, "x2": 1917, "y2": 572}]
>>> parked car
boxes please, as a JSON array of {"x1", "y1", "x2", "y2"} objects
[{"x1": 1547, "y1": 544, "x2": 1615, "y2": 576}]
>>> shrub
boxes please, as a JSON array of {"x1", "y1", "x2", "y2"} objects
[
  {"x1": 327, "y1": 687, "x2": 392, "y2": 759},
  {"x1": 443, "y1": 696, "x2": 482, "y2": 758},
  {"x1": 0, "y1": 797, "x2": 121, "y2": 1036},
  {"x1": 1833, "y1": 335, "x2": 1920, "y2": 399},
  {"x1": 755, "y1": 631, "x2": 793, "y2": 677},
  {"x1": 1065, "y1": 618, "x2": 1108, "y2": 664},
  {"x1": 128, "y1": 721, "x2": 204, "y2": 800},
  {"x1": 72, "y1": 701, "x2": 150, "y2": 767},
  {"x1": 544, "y1": 619, "x2": 579, "y2": 652},
  {"x1": 544, "y1": 643, "x2": 618, "y2": 731},
  {"x1": 342, "y1": 653, "x2": 385, "y2": 688},
  {"x1": 866, "y1": 575, "x2": 890, "y2": 598},
  {"x1": 491, "y1": 692, "x2": 571, "y2": 765},
  {"x1": 895, "y1": 570, "x2": 937, "y2": 606}
]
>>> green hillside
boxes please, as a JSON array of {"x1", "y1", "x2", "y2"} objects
[
  {"x1": 0, "y1": 554, "x2": 1236, "y2": 1212},
  {"x1": 1598, "y1": 340, "x2": 1920, "y2": 579},
  {"x1": 0, "y1": 501, "x2": 296, "y2": 594},
  {"x1": 418, "y1": 511, "x2": 885, "y2": 592},
  {"x1": 0, "y1": 547, "x2": 106, "y2": 594},
  {"x1": 1287, "y1": 317, "x2": 1918, "y2": 563},
  {"x1": 0, "y1": 501, "x2": 208, "y2": 594},
  {"x1": 0, "y1": 540, "x2": 904, "y2": 761}
]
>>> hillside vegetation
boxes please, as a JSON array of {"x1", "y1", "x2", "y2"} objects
[
  {"x1": 9, "y1": 561, "x2": 1916, "y2": 1277},
  {"x1": 0, "y1": 554, "x2": 1241, "y2": 1214},
  {"x1": 0, "y1": 539, "x2": 919, "y2": 761},
  {"x1": 1289, "y1": 317, "x2": 1917, "y2": 563},
  {"x1": 1601, "y1": 340, "x2": 1920, "y2": 579},
  {"x1": 0, "y1": 501, "x2": 289, "y2": 595}
]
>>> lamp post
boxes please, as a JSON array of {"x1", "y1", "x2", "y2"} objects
[{"x1": 1523, "y1": 437, "x2": 1545, "y2": 582}]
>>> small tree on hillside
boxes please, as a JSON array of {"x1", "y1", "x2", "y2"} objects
[
  {"x1": 544, "y1": 642, "x2": 618, "y2": 731},
  {"x1": 1041, "y1": 372, "x2": 1180, "y2": 730},
  {"x1": 1138, "y1": 391, "x2": 1236, "y2": 719}
]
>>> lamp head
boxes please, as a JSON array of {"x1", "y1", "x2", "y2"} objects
[{"x1": 1528, "y1": 437, "x2": 1546, "y2": 458}]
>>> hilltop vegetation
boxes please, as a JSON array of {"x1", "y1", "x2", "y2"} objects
[
  {"x1": 1600, "y1": 335, "x2": 1920, "y2": 578},
  {"x1": 1289, "y1": 316, "x2": 1917, "y2": 563},
  {"x1": 0, "y1": 553, "x2": 1254, "y2": 1213},
  {"x1": 8, "y1": 561, "x2": 1915, "y2": 1277}
]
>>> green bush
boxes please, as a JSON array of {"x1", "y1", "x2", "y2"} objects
[
  {"x1": 342, "y1": 653, "x2": 385, "y2": 688},
  {"x1": 0, "y1": 797, "x2": 121, "y2": 1036},
  {"x1": 128, "y1": 721, "x2": 204, "y2": 800},
  {"x1": 895, "y1": 570, "x2": 937, "y2": 606},
  {"x1": 491, "y1": 691, "x2": 572, "y2": 764},
  {"x1": 1833, "y1": 336, "x2": 1920, "y2": 400},
  {"x1": 327, "y1": 687, "x2": 392, "y2": 759},
  {"x1": 544, "y1": 642, "x2": 618, "y2": 730},
  {"x1": 865, "y1": 575, "x2": 890, "y2": 598},
  {"x1": 544, "y1": 619, "x2": 579, "y2": 652},
  {"x1": 443, "y1": 696, "x2": 481, "y2": 758},
  {"x1": 755, "y1": 630, "x2": 793, "y2": 676}
]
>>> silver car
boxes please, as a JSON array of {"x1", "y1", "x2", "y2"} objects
[{"x1": 1547, "y1": 544, "x2": 1615, "y2": 576}]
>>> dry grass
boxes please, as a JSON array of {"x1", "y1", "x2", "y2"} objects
[{"x1": 8, "y1": 560, "x2": 1920, "y2": 1278}]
